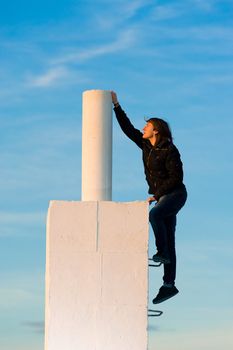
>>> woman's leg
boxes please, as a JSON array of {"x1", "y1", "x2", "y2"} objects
[
  {"x1": 149, "y1": 204, "x2": 169, "y2": 259},
  {"x1": 150, "y1": 188, "x2": 187, "y2": 304},
  {"x1": 163, "y1": 214, "x2": 177, "y2": 285},
  {"x1": 149, "y1": 188, "x2": 187, "y2": 258}
]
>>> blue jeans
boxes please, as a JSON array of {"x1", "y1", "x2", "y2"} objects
[{"x1": 149, "y1": 187, "x2": 187, "y2": 285}]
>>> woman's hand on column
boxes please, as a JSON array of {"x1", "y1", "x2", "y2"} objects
[{"x1": 111, "y1": 91, "x2": 119, "y2": 105}]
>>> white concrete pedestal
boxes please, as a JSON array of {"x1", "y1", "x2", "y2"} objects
[{"x1": 44, "y1": 201, "x2": 149, "y2": 350}]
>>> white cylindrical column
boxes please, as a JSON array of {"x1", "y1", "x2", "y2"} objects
[{"x1": 82, "y1": 90, "x2": 112, "y2": 201}]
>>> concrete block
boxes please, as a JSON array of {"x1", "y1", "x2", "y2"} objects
[
  {"x1": 96, "y1": 305, "x2": 147, "y2": 350},
  {"x1": 101, "y1": 252, "x2": 148, "y2": 305},
  {"x1": 98, "y1": 201, "x2": 149, "y2": 252},
  {"x1": 45, "y1": 201, "x2": 149, "y2": 350},
  {"x1": 46, "y1": 304, "x2": 96, "y2": 350},
  {"x1": 47, "y1": 200, "x2": 97, "y2": 253},
  {"x1": 49, "y1": 252, "x2": 102, "y2": 306}
]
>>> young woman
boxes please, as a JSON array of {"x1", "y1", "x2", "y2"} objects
[{"x1": 111, "y1": 91, "x2": 187, "y2": 304}]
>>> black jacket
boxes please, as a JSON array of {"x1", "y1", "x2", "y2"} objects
[{"x1": 114, "y1": 105, "x2": 186, "y2": 200}]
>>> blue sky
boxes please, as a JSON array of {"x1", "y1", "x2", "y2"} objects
[{"x1": 0, "y1": 0, "x2": 233, "y2": 349}]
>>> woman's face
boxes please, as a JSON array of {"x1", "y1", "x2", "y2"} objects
[{"x1": 142, "y1": 122, "x2": 158, "y2": 139}]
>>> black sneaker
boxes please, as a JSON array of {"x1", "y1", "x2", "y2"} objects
[
  {"x1": 152, "y1": 285, "x2": 179, "y2": 304},
  {"x1": 152, "y1": 253, "x2": 171, "y2": 264}
]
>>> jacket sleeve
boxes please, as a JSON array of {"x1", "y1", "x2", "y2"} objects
[
  {"x1": 113, "y1": 105, "x2": 143, "y2": 149},
  {"x1": 154, "y1": 146, "x2": 184, "y2": 199}
]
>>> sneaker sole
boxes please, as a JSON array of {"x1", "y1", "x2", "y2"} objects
[
  {"x1": 153, "y1": 257, "x2": 171, "y2": 264},
  {"x1": 152, "y1": 290, "x2": 179, "y2": 304}
]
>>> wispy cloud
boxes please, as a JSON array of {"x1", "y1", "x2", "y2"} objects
[
  {"x1": 150, "y1": 0, "x2": 217, "y2": 22},
  {"x1": 191, "y1": 0, "x2": 216, "y2": 11},
  {"x1": 23, "y1": 28, "x2": 138, "y2": 88},
  {"x1": 0, "y1": 288, "x2": 35, "y2": 308},
  {"x1": 52, "y1": 28, "x2": 138, "y2": 65},
  {"x1": 0, "y1": 209, "x2": 47, "y2": 237},
  {"x1": 151, "y1": 4, "x2": 184, "y2": 21},
  {"x1": 0, "y1": 271, "x2": 44, "y2": 308},
  {"x1": 153, "y1": 327, "x2": 233, "y2": 350},
  {"x1": 0, "y1": 211, "x2": 45, "y2": 225},
  {"x1": 97, "y1": 0, "x2": 153, "y2": 19},
  {"x1": 145, "y1": 23, "x2": 233, "y2": 42},
  {"x1": 22, "y1": 321, "x2": 44, "y2": 334},
  {"x1": 149, "y1": 1, "x2": 216, "y2": 23},
  {"x1": 147, "y1": 324, "x2": 161, "y2": 332},
  {"x1": 27, "y1": 66, "x2": 68, "y2": 87},
  {"x1": 0, "y1": 270, "x2": 44, "y2": 296},
  {"x1": 26, "y1": 64, "x2": 91, "y2": 88},
  {"x1": 92, "y1": 0, "x2": 153, "y2": 30}
]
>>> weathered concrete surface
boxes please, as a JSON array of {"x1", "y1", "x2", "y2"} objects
[{"x1": 45, "y1": 200, "x2": 149, "y2": 350}]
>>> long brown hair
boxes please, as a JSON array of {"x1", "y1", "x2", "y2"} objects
[{"x1": 146, "y1": 117, "x2": 173, "y2": 146}]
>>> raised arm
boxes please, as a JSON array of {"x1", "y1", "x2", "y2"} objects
[{"x1": 111, "y1": 91, "x2": 143, "y2": 149}]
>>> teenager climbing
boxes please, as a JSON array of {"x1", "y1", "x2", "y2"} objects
[{"x1": 111, "y1": 91, "x2": 187, "y2": 304}]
